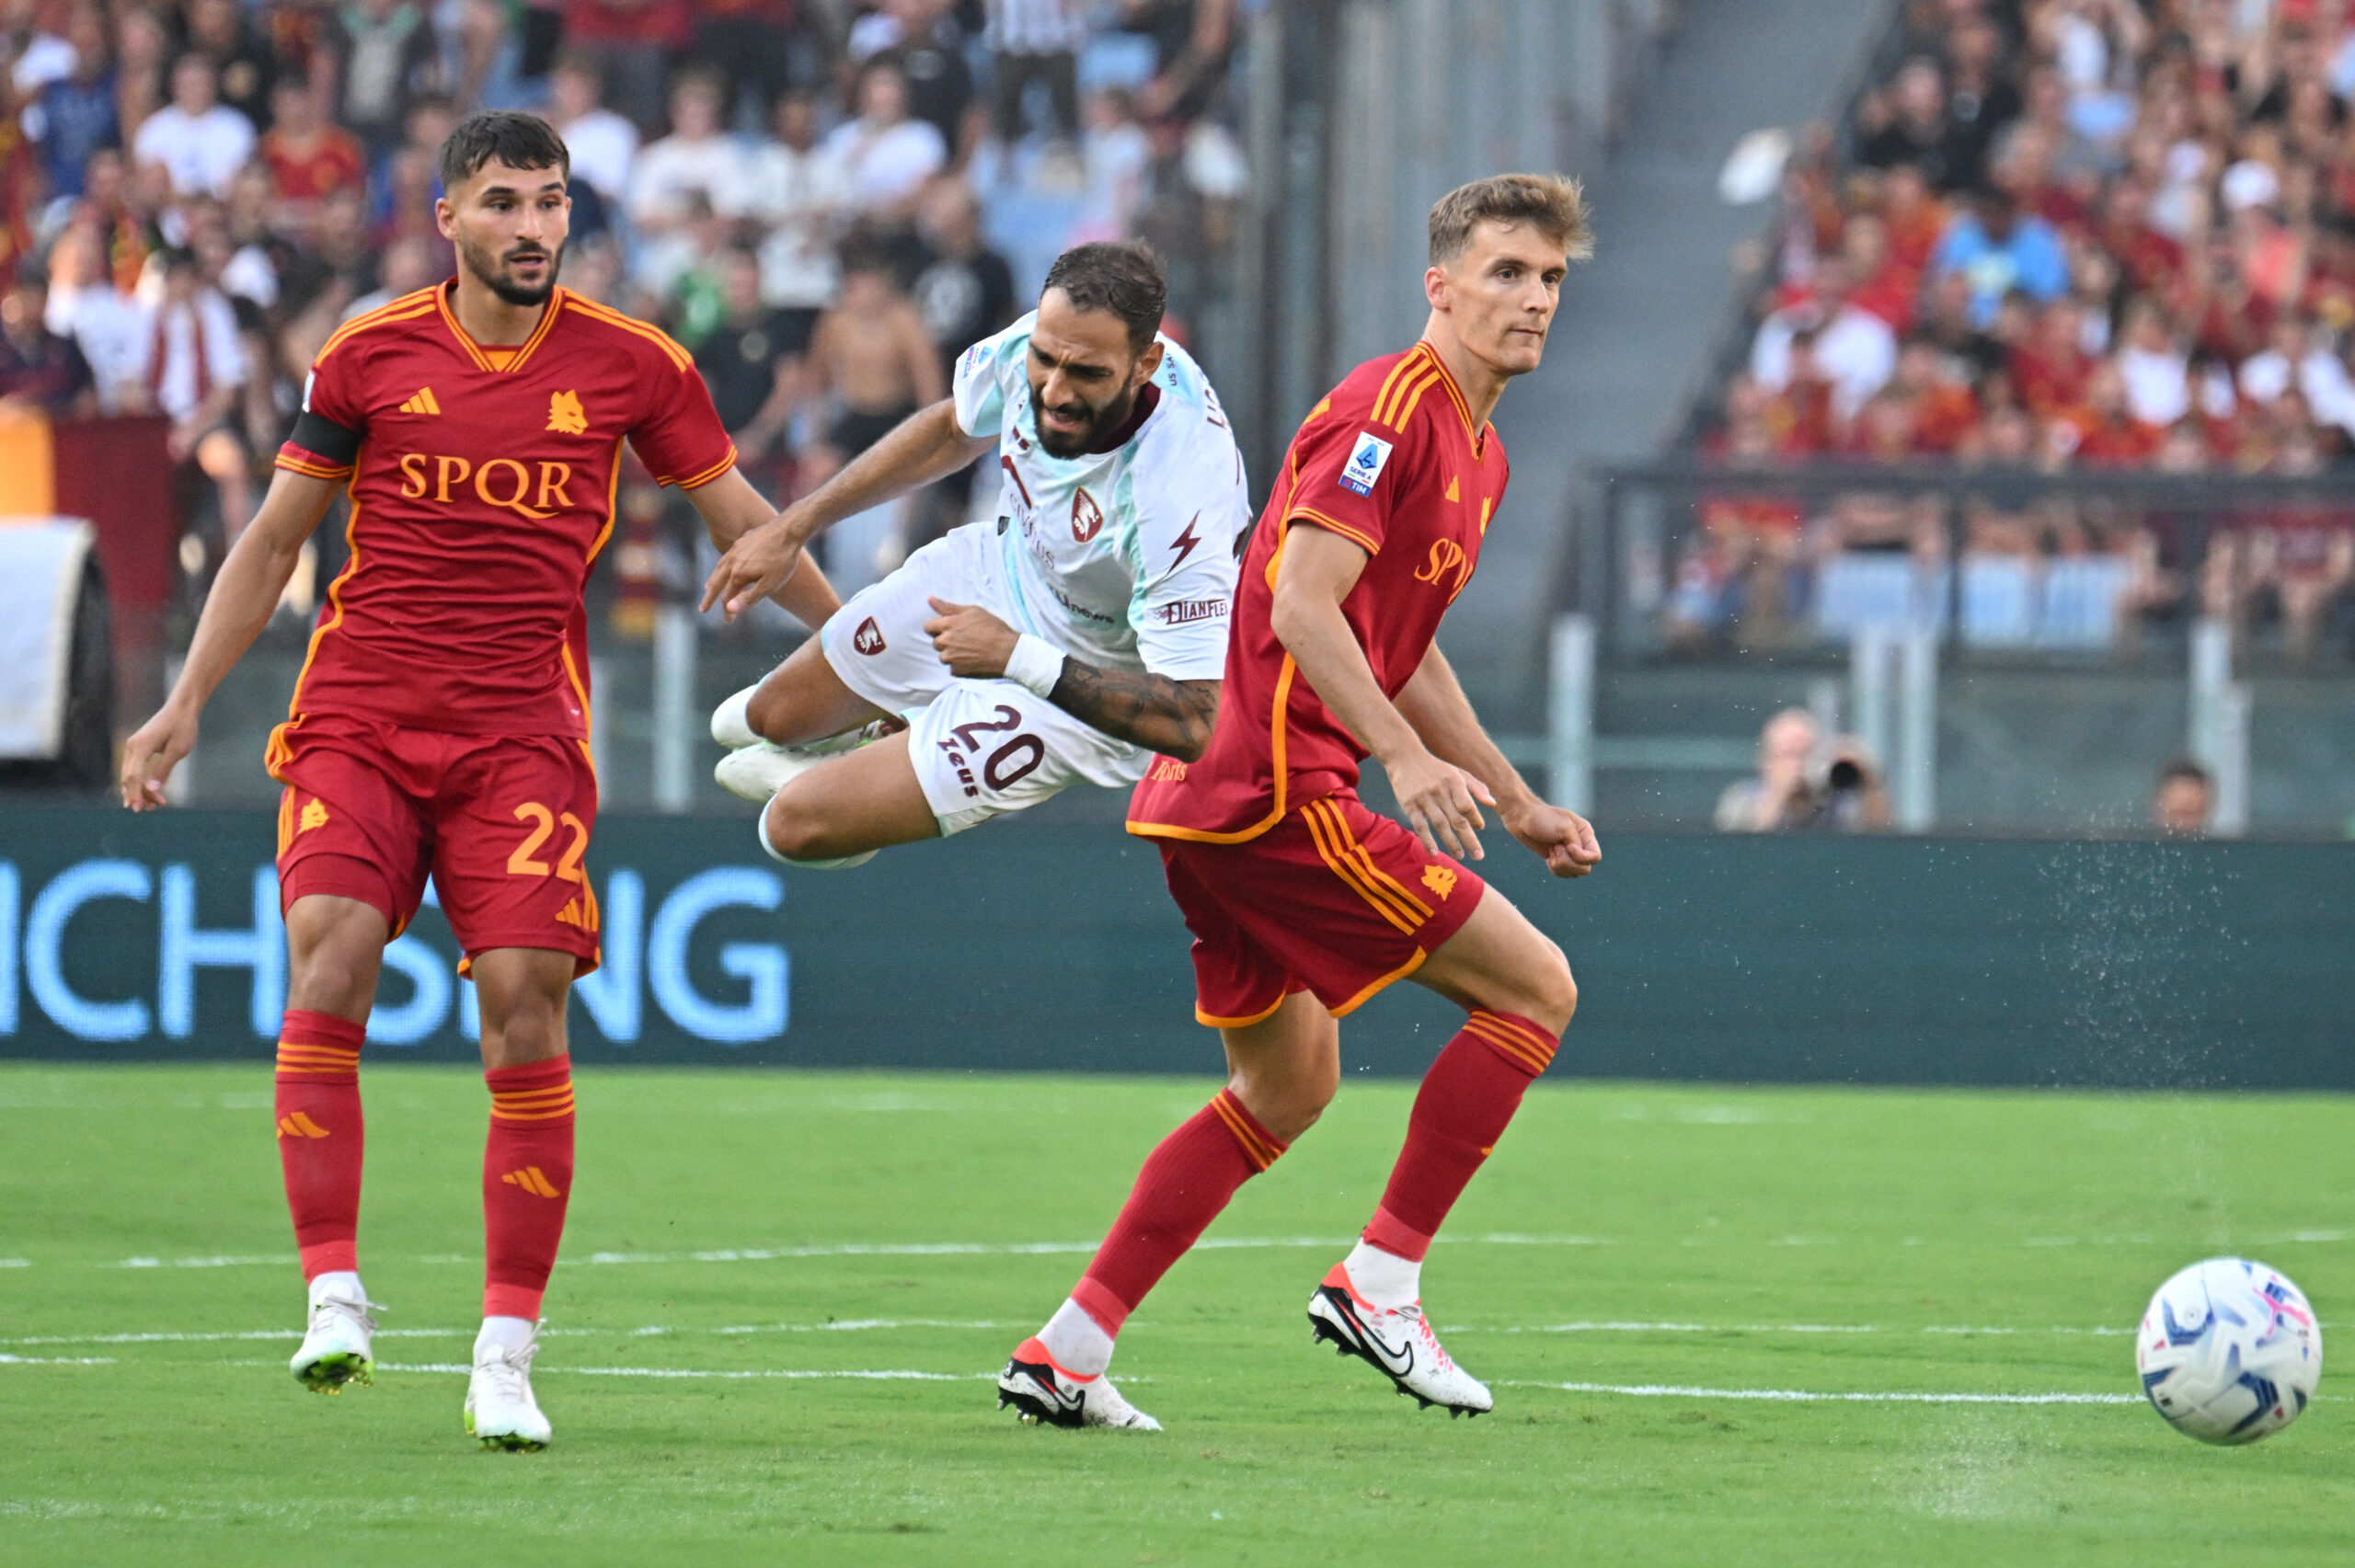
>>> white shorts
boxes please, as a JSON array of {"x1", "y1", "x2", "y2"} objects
[{"x1": 819, "y1": 523, "x2": 1148, "y2": 835}]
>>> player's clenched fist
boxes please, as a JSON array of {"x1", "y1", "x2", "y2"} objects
[
  {"x1": 924, "y1": 598, "x2": 1020, "y2": 679},
  {"x1": 1503, "y1": 799, "x2": 1602, "y2": 879},
  {"x1": 119, "y1": 705, "x2": 196, "y2": 811}
]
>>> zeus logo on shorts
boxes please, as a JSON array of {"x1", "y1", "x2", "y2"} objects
[
  {"x1": 854, "y1": 617, "x2": 886, "y2": 655},
  {"x1": 1338, "y1": 432, "x2": 1394, "y2": 496}
]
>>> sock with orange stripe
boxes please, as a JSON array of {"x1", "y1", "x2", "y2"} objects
[
  {"x1": 481, "y1": 1055, "x2": 575, "y2": 1322},
  {"x1": 1351, "y1": 1009, "x2": 1559, "y2": 1308},
  {"x1": 1043, "y1": 1089, "x2": 1290, "y2": 1374},
  {"x1": 274, "y1": 1009, "x2": 367, "y2": 1281}
]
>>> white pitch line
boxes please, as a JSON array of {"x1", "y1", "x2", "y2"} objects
[
  {"x1": 0, "y1": 1355, "x2": 117, "y2": 1366},
  {"x1": 1509, "y1": 1380, "x2": 2141, "y2": 1405},
  {"x1": 362, "y1": 1362, "x2": 980, "y2": 1381},
  {"x1": 0, "y1": 1320, "x2": 1022, "y2": 1349}
]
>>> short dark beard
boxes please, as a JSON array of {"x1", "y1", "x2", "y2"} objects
[
  {"x1": 460, "y1": 233, "x2": 563, "y2": 308},
  {"x1": 1033, "y1": 380, "x2": 1137, "y2": 460}
]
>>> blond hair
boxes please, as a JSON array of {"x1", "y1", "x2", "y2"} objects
[{"x1": 1428, "y1": 173, "x2": 1594, "y2": 266}]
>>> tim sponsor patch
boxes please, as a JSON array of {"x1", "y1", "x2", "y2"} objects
[{"x1": 1338, "y1": 432, "x2": 1394, "y2": 497}]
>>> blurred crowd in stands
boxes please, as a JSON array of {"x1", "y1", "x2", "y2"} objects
[
  {"x1": 0, "y1": 0, "x2": 1253, "y2": 615},
  {"x1": 1687, "y1": 0, "x2": 2355, "y2": 662}
]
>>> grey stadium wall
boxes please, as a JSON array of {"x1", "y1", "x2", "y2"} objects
[{"x1": 0, "y1": 806, "x2": 2348, "y2": 1090}]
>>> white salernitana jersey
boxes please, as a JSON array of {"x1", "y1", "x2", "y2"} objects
[{"x1": 951, "y1": 311, "x2": 1247, "y2": 680}]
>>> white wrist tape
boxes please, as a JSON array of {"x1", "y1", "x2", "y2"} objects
[{"x1": 1005, "y1": 633, "x2": 1066, "y2": 699}]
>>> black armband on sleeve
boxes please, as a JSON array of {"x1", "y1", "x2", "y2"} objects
[{"x1": 289, "y1": 409, "x2": 362, "y2": 464}]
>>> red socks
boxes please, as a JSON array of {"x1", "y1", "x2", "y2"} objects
[
  {"x1": 273, "y1": 1014, "x2": 575, "y2": 1318},
  {"x1": 1364, "y1": 1010, "x2": 1558, "y2": 1261},
  {"x1": 1075, "y1": 1088, "x2": 1289, "y2": 1333},
  {"x1": 481, "y1": 1055, "x2": 576, "y2": 1321},
  {"x1": 275, "y1": 1010, "x2": 366, "y2": 1280}
]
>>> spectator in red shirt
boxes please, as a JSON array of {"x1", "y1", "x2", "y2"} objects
[
  {"x1": 259, "y1": 79, "x2": 366, "y2": 223},
  {"x1": 2010, "y1": 298, "x2": 2096, "y2": 415}
]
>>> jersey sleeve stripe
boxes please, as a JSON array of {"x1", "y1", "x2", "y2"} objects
[
  {"x1": 315, "y1": 292, "x2": 439, "y2": 361},
  {"x1": 1284, "y1": 506, "x2": 1381, "y2": 556},
  {"x1": 662, "y1": 445, "x2": 739, "y2": 490},
  {"x1": 274, "y1": 452, "x2": 353, "y2": 480},
  {"x1": 562, "y1": 295, "x2": 696, "y2": 371},
  {"x1": 1379, "y1": 368, "x2": 1441, "y2": 432},
  {"x1": 1390, "y1": 371, "x2": 1442, "y2": 431},
  {"x1": 1369, "y1": 349, "x2": 1422, "y2": 428}
]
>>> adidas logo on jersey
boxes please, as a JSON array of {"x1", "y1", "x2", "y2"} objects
[
  {"x1": 399, "y1": 387, "x2": 441, "y2": 416},
  {"x1": 277, "y1": 1111, "x2": 330, "y2": 1139}
]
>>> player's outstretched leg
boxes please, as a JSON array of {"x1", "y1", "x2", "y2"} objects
[
  {"x1": 277, "y1": 895, "x2": 391, "y2": 1394},
  {"x1": 465, "y1": 948, "x2": 578, "y2": 1451},
  {"x1": 1310, "y1": 892, "x2": 1577, "y2": 1418},
  {"x1": 1003, "y1": 996, "x2": 1336, "y2": 1430}
]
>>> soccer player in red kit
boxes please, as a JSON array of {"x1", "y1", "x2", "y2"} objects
[
  {"x1": 118, "y1": 112, "x2": 836, "y2": 1450},
  {"x1": 998, "y1": 175, "x2": 1601, "y2": 1429}
]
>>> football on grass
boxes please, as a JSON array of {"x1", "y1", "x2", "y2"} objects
[{"x1": 2136, "y1": 1257, "x2": 2322, "y2": 1445}]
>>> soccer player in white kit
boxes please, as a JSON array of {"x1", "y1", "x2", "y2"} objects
[{"x1": 702, "y1": 243, "x2": 1248, "y2": 864}]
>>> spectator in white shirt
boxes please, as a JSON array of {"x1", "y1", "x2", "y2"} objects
[
  {"x1": 134, "y1": 249, "x2": 256, "y2": 540},
  {"x1": 1749, "y1": 258, "x2": 1897, "y2": 423},
  {"x1": 627, "y1": 71, "x2": 745, "y2": 237},
  {"x1": 745, "y1": 91, "x2": 848, "y2": 313},
  {"x1": 44, "y1": 223, "x2": 144, "y2": 413},
  {"x1": 546, "y1": 51, "x2": 639, "y2": 207},
  {"x1": 2237, "y1": 313, "x2": 2355, "y2": 431},
  {"x1": 132, "y1": 54, "x2": 256, "y2": 199},
  {"x1": 2113, "y1": 298, "x2": 2188, "y2": 428},
  {"x1": 823, "y1": 60, "x2": 947, "y2": 222}
]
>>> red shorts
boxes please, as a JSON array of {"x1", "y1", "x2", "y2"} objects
[
  {"x1": 1157, "y1": 791, "x2": 1487, "y2": 1026},
  {"x1": 269, "y1": 713, "x2": 602, "y2": 974}
]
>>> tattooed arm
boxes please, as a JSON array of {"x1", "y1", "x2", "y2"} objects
[
  {"x1": 924, "y1": 597, "x2": 1224, "y2": 760},
  {"x1": 1048, "y1": 662, "x2": 1223, "y2": 761}
]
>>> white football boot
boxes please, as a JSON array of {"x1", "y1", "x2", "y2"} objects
[
  {"x1": 465, "y1": 1324, "x2": 553, "y2": 1451},
  {"x1": 289, "y1": 1276, "x2": 378, "y2": 1393},
  {"x1": 711, "y1": 683, "x2": 765, "y2": 750},
  {"x1": 997, "y1": 1338, "x2": 1162, "y2": 1430},
  {"x1": 1307, "y1": 1264, "x2": 1493, "y2": 1416}
]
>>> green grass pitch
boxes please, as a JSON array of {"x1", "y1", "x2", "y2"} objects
[{"x1": 2, "y1": 1063, "x2": 2351, "y2": 1566}]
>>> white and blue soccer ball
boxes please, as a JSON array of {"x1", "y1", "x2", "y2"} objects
[{"x1": 2135, "y1": 1257, "x2": 2321, "y2": 1445}]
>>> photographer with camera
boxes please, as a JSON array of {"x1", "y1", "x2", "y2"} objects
[{"x1": 1715, "y1": 707, "x2": 1891, "y2": 833}]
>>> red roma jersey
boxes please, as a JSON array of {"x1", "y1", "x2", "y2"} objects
[
  {"x1": 271, "y1": 282, "x2": 735, "y2": 741},
  {"x1": 1128, "y1": 340, "x2": 1508, "y2": 841}
]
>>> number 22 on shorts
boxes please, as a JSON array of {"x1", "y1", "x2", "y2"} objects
[{"x1": 507, "y1": 801, "x2": 588, "y2": 881}]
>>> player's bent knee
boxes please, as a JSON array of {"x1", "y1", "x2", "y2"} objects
[
  {"x1": 764, "y1": 791, "x2": 855, "y2": 863},
  {"x1": 1512, "y1": 944, "x2": 1578, "y2": 1040}
]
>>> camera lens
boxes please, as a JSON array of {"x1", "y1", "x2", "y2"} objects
[{"x1": 1828, "y1": 759, "x2": 1863, "y2": 790}]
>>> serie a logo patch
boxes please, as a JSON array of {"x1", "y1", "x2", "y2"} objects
[{"x1": 1338, "y1": 432, "x2": 1394, "y2": 496}]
